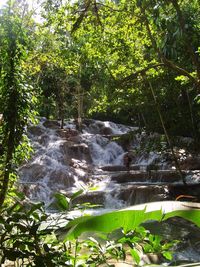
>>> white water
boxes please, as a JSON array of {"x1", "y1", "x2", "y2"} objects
[
  {"x1": 19, "y1": 119, "x2": 138, "y2": 206},
  {"x1": 82, "y1": 134, "x2": 124, "y2": 166},
  {"x1": 19, "y1": 118, "x2": 200, "y2": 207},
  {"x1": 17, "y1": 118, "x2": 200, "y2": 264}
]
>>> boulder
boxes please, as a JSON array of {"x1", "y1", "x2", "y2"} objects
[
  {"x1": 19, "y1": 163, "x2": 46, "y2": 182},
  {"x1": 68, "y1": 144, "x2": 92, "y2": 162},
  {"x1": 29, "y1": 126, "x2": 45, "y2": 136},
  {"x1": 43, "y1": 120, "x2": 60, "y2": 129},
  {"x1": 38, "y1": 134, "x2": 50, "y2": 146},
  {"x1": 56, "y1": 129, "x2": 67, "y2": 138},
  {"x1": 118, "y1": 185, "x2": 168, "y2": 205},
  {"x1": 48, "y1": 170, "x2": 74, "y2": 188},
  {"x1": 111, "y1": 170, "x2": 183, "y2": 183},
  {"x1": 180, "y1": 156, "x2": 200, "y2": 170},
  {"x1": 100, "y1": 126, "x2": 113, "y2": 135},
  {"x1": 56, "y1": 128, "x2": 79, "y2": 140},
  {"x1": 67, "y1": 135, "x2": 82, "y2": 143},
  {"x1": 71, "y1": 191, "x2": 105, "y2": 206},
  {"x1": 101, "y1": 165, "x2": 140, "y2": 172}
]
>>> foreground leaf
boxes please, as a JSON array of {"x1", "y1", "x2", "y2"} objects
[{"x1": 61, "y1": 201, "x2": 200, "y2": 241}]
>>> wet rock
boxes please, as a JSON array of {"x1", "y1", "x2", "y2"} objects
[
  {"x1": 167, "y1": 183, "x2": 200, "y2": 201},
  {"x1": 19, "y1": 163, "x2": 46, "y2": 182},
  {"x1": 101, "y1": 165, "x2": 140, "y2": 172},
  {"x1": 111, "y1": 170, "x2": 183, "y2": 183},
  {"x1": 68, "y1": 144, "x2": 92, "y2": 162},
  {"x1": 87, "y1": 121, "x2": 104, "y2": 134},
  {"x1": 101, "y1": 165, "x2": 127, "y2": 172},
  {"x1": 70, "y1": 129, "x2": 79, "y2": 136},
  {"x1": 96, "y1": 121, "x2": 104, "y2": 128},
  {"x1": 29, "y1": 126, "x2": 45, "y2": 136},
  {"x1": 142, "y1": 253, "x2": 163, "y2": 265},
  {"x1": 118, "y1": 185, "x2": 168, "y2": 205},
  {"x1": 67, "y1": 135, "x2": 82, "y2": 143},
  {"x1": 72, "y1": 191, "x2": 105, "y2": 206},
  {"x1": 56, "y1": 128, "x2": 79, "y2": 140},
  {"x1": 59, "y1": 142, "x2": 73, "y2": 164},
  {"x1": 43, "y1": 120, "x2": 60, "y2": 129},
  {"x1": 70, "y1": 158, "x2": 91, "y2": 171},
  {"x1": 150, "y1": 170, "x2": 183, "y2": 183},
  {"x1": 180, "y1": 156, "x2": 200, "y2": 170},
  {"x1": 83, "y1": 118, "x2": 94, "y2": 126},
  {"x1": 56, "y1": 129, "x2": 67, "y2": 138},
  {"x1": 60, "y1": 142, "x2": 92, "y2": 164},
  {"x1": 111, "y1": 172, "x2": 148, "y2": 183},
  {"x1": 48, "y1": 170, "x2": 74, "y2": 188},
  {"x1": 38, "y1": 134, "x2": 50, "y2": 146},
  {"x1": 100, "y1": 126, "x2": 113, "y2": 135}
]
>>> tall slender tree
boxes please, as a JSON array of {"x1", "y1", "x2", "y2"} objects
[{"x1": 0, "y1": 0, "x2": 35, "y2": 208}]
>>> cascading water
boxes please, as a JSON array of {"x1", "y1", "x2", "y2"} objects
[
  {"x1": 17, "y1": 118, "x2": 200, "y2": 264},
  {"x1": 19, "y1": 118, "x2": 134, "y2": 207},
  {"x1": 19, "y1": 118, "x2": 200, "y2": 208}
]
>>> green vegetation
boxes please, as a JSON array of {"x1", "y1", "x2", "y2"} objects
[
  {"x1": 1, "y1": 193, "x2": 200, "y2": 266},
  {"x1": 0, "y1": 0, "x2": 200, "y2": 266}
]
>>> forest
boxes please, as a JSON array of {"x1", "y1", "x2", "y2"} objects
[{"x1": 0, "y1": 0, "x2": 200, "y2": 266}]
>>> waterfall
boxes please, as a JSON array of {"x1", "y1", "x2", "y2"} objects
[{"x1": 18, "y1": 118, "x2": 200, "y2": 208}]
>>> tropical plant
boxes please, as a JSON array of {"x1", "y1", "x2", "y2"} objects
[
  {"x1": 0, "y1": 0, "x2": 36, "y2": 208},
  {"x1": 1, "y1": 197, "x2": 200, "y2": 266}
]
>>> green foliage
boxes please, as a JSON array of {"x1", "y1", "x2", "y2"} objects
[
  {"x1": 0, "y1": 197, "x2": 69, "y2": 266},
  {"x1": 0, "y1": 0, "x2": 200, "y2": 265},
  {"x1": 4, "y1": 0, "x2": 200, "y2": 139},
  {"x1": 1, "y1": 197, "x2": 200, "y2": 266},
  {"x1": 0, "y1": 0, "x2": 37, "y2": 207},
  {"x1": 8, "y1": 0, "x2": 198, "y2": 140},
  {"x1": 54, "y1": 190, "x2": 85, "y2": 211},
  {"x1": 59, "y1": 201, "x2": 200, "y2": 241}
]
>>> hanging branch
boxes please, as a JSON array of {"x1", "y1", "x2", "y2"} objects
[
  {"x1": 93, "y1": 0, "x2": 103, "y2": 27},
  {"x1": 137, "y1": 2, "x2": 199, "y2": 144},
  {"x1": 104, "y1": 62, "x2": 117, "y2": 82},
  {"x1": 118, "y1": 63, "x2": 164, "y2": 85},
  {"x1": 139, "y1": 4, "x2": 199, "y2": 87},
  {"x1": 185, "y1": 88, "x2": 199, "y2": 149},
  {"x1": 96, "y1": 2, "x2": 123, "y2": 12},
  {"x1": 147, "y1": 79, "x2": 186, "y2": 185},
  {"x1": 169, "y1": 0, "x2": 200, "y2": 82},
  {"x1": 71, "y1": 0, "x2": 91, "y2": 33}
]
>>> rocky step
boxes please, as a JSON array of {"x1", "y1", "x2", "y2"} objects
[
  {"x1": 65, "y1": 186, "x2": 166, "y2": 207},
  {"x1": 110, "y1": 170, "x2": 186, "y2": 184},
  {"x1": 118, "y1": 183, "x2": 200, "y2": 205},
  {"x1": 100, "y1": 165, "x2": 140, "y2": 171},
  {"x1": 66, "y1": 183, "x2": 200, "y2": 207},
  {"x1": 71, "y1": 191, "x2": 105, "y2": 207},
  {"x1": 67, "y1": 184, "x2": 200, "y2": 208},
  {"x1": 118, "y1": 184, "x2": 169, "y2": 205},
  {"x1": 167, "y1": 182, "x2": 200, "y2": 201},
  {"x1": 100, "y1": 164, "x2": 168, "y2": 172}
]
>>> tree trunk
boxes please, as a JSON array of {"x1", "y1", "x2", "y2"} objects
[{"x1": 0, "y1": 130, "x2": 15, "y2": 208}]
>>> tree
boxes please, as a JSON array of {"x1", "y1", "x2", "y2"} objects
[{"x1": 0, "y1": 0, "x2": 35, "y2": 208}]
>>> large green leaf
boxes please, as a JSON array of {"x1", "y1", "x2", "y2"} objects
[{"x1": 62, "y1": 201, "x2": 200, "y2": 240}]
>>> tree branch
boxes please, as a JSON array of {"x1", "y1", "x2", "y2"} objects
[
  {"x1": 117, "y1": 60, "x2": 197, "y2": 87},
  {"x1": 71, "y1": 0, "x2": 91, "y2": 33},
  {"x1": 139, "y1": 4, "x2": 199, "y2": 87},
  {"x1": 169, "y1": 0, "x2": 200, "y2": 81},
  {"x1": 118, "y1": 63, "x2": 164, "y2": 85}
]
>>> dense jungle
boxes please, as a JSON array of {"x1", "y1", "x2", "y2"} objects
[{"x1": 0, "y1": 0, "x2": 200, "y2": 266}]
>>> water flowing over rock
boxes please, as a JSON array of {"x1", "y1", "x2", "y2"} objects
[
  {"x1": 18, "y1": 118, "x2": 200, "y2": 208},
  {"x1": 17, "y1": 118, "x2": 200, "y2": 263}
]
